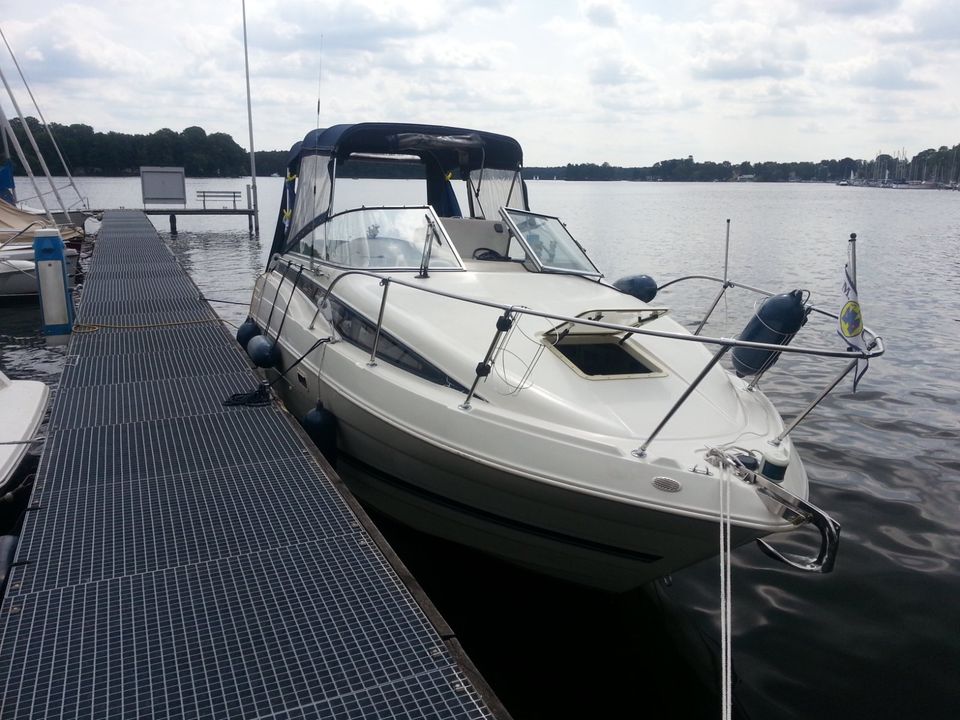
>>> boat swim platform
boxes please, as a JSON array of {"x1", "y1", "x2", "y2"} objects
[{"x1": 0, "y1": 210, "x2": 507, "y2": 720}]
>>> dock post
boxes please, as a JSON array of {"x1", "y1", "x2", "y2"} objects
[
  {"x1": 169, "y1": 213, "x2": 177, "y2": 234},
  {"x1": 247, "y1": 184, "x2": 253, "y2": 233}
]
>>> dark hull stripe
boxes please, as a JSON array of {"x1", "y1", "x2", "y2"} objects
[{"x1": 341, "y1": 453, "x2": 662, "y2": 564}]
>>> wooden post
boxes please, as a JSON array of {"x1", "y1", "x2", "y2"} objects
[{"x1": 169, "y1": 214, "x2": 177, "y2": 235}]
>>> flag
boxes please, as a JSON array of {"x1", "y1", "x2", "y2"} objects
[{"x1": 837, "y1": 244, "x2": 869, "y2": 391}]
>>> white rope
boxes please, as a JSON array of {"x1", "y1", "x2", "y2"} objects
[{"x1": 719, "y1": 460, "x2": 734, "y2": 720}]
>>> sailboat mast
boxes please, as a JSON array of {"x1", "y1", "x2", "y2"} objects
[
  {"x1": 0, "y1": 104, "x2": 54, "y2": 220},
  {"x1": 0, "y1": 63, "x2": 74, "y2": 223},
  {"x1": 0, "y1": 25, "x2": 86, "y2": 211}
]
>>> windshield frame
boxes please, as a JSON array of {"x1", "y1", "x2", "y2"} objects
[
  {"x1": 499, "y1": 207, "x2": 603, "y2": 278},
  {"x1": 286, "y1": 204, "x2": 466, "y2": 272}
]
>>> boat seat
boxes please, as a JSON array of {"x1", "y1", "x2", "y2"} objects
[{"x1": 441, "y1": 218, "x2": 510, "y2": 261}]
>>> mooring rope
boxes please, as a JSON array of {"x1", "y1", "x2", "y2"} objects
[
  {"x1": 223, "y1": 336, "x2": 332, "y2": 407},
  {"x1": 73, "y1": 318, "x2": 224, "y2": 333},
  {"x1": 719, "y1": 460, "x2": 734, "y2": 720}
]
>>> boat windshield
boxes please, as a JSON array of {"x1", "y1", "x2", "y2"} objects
[
  {"x1": 500, "y1": 208, "x2": 601, "y2": 277},
  {"x1": 292, "y1": 206, "x2": 462, "y2": 270}
]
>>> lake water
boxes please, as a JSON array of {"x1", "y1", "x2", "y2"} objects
[{"x1": 2, "y1": 177, "x2": 958, "y2": 719}]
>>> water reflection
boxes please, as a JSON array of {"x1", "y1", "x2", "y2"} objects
[{"x1": 2, "y1": 179, "x2": 959, "y2": 719}]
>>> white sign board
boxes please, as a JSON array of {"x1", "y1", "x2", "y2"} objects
[{"x1": 140, "y1": 166, "x2": 186, "y2": 205}]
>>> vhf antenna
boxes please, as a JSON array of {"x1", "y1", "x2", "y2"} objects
[{"x1": 316, "y1": 34, "x2": 323, "y2": 131}]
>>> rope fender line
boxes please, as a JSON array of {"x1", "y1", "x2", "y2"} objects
[{"x1": 224, "y1": 336, "x2": 332, "y2": 407}]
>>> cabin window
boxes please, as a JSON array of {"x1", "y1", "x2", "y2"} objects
[
  {"x1": 328, "y1": 299, "x2": 468, "y2": 392},
  {"x1": 551, "y1": 334, "x2": 660, "y2": 378}
]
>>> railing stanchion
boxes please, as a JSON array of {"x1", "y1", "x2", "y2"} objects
[
  {"x1": 694, "y1": 282, "x2": 731, "y2": 336},
  {"x1": 633, "y1": 345, "x2": 731, "y2": 458},
  {"x1": 460, "y1": 309, "x2": 514, "y2": 410},
  {"x1": 368, "y1": 278, "x2": 391, "y2": 366},
  {"x1": 694, "y1": 219, "x2": 732, "y2": 336},
  {"x1": 771, "y1": 358, "x2": 857, "y2": 445}
]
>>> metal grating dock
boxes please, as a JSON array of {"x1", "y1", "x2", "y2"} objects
[{"x1": 0, "y1": 211, "x2": 502, "y2": 720}]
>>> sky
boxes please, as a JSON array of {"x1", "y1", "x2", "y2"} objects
[{"x1": 2, "y1": 0, "x2": 959, "y2": 166}]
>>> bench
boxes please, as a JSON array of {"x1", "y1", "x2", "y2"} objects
[{"x1": 196, "y1": 190, "x2": 241, "y2": 209}]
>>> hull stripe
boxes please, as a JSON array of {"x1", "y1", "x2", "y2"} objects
[{"x1": 341, "y1": 453, "x2": 662, "y2": 564}]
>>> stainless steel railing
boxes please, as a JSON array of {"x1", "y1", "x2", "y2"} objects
[{"x1": 274, "y1": 254, "x2": 884, "y2": 457}]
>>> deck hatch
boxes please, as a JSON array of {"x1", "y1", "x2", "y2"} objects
[{"x1": 553, "y1": 335, "x2": 659, "y2": 376}]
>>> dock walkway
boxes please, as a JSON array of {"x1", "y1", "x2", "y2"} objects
[{"x1": 0, "y1": 211, "x2": 501, "y2": 719}]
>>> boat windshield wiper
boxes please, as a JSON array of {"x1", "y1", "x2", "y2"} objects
[{"x1": 418, "y1": 214, "x2": 442, "y2": 278}]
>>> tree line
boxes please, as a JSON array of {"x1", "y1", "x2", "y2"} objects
[
  {"x1": 3, "y1": 117, "x2": 290, "y2": 177},
  {"x1": 526, "y1": 145, "x2": 960, "y2": 184},
  {"x1": 4, "y1": 117, "x2": 958, "y2": 184}
]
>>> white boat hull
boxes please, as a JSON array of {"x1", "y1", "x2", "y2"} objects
[
  {"x1": 0, "y1": 248, "x2": 78, "y2": 297},
  {"x1": 0, "y1": 260, "x2": 37, "y2": 297},
  {"x1": 257, "y1": 298, "x2": 799, "y2": 592},
  {"x1": 0, "y1": 372, "x2": 48, "y2": 490},
  {"x1": 324, "y1": 385, "x2": 760, "y2": 592}
]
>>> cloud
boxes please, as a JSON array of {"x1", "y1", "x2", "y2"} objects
[
  {"x1": 805, "y1": 0, "x2": 902, "y2": 16},
  {"x1": 688, "y1": 23, "x2": 808, "y2": 81},
  {"x1": 1, "y1": 10, "x2": 155, "y2": 83},
  {"x1": 4, "y1": 0, "x2": 960, "y2": 166},
  {"x1": 582, "y1": 1, "x2": 622, "y2": 28},
  {"x1": 692, "y1": 53, "x2": 804, "y2": 80},
  {"x1": 843, "y1": 56, "x2": 936, "y2": 90},
  {"x1": 589, "y1": 56, "x2": 650, "y2": 86},
  {"x1": 799, "y1": 120, "x2": 827, "y2": 133},
  {"x1": 594, "y1": 86, "x2": 701, "y2": 116},
  {"x1": 879, "y1": 0, "x2": 960, "y2": 45},
  {"x1": 744, "y1": 82, "x2": 831, "y2": 117}
]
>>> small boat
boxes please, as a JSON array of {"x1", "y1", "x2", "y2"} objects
[
  {"x1": 241, "y1": 122, "x2": 883, "y2": 592},
  {"x1": 0, "y1": 370, "x2": 48, "y2": 492},
  {"x1": 0, "y1": 244, "x2": 79, "y2": 298},
  {"x1": 0, "y1": 199, "x2": 84, "y2": 250},
  {"x1": 0, "y1": 197, "x2": 83, "y2": 299}
]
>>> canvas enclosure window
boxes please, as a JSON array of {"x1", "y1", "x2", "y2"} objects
[
  {"x1": 469, "y1": 169, "x2": 525, "y2": 218},
  {"x1": 289, "y1": 153, "x2": 333, "y2": 247}
]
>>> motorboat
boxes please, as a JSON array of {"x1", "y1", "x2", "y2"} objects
[
  {"x1": 241, "y1": 123, "x2": 883, "y2": 592},
  {"x1": 0, "y1": 243, "x2": 79, "y2": 298},
  {"x1": 0, "y1": 370, "x2": 48, "y2": 492}
]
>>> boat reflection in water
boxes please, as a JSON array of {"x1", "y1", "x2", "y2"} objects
[{"x1": 241, "y1": 123, "x2": 883, "y2": 592}]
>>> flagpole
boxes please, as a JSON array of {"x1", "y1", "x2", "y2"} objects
[
  {"x1": 848, "y1": 232, "x2": 857, "y2": 289},
  {"x1": 242, "y1": 0, "x2": 259, "y2": 235}
]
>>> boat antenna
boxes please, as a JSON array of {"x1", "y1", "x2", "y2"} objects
[{"x1": 316, "y1": 34, "x2": 324, "y2": 131}]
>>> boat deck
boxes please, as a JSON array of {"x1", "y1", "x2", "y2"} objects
[{"x1": 0, "y1": 210, "x2": 502, "y2": 719}]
